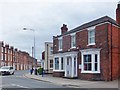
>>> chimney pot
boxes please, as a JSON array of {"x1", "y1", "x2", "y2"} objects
[
  {"x1": 61, "y1": 24, "x2": 68, "y2": 34},
  {"x1": 116, "y1": 1, "x2": 120, "y2": 25}
]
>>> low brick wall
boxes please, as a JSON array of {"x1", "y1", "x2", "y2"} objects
[{"x1": 53, "y1": 71, "x2": 65, "y2": 77}]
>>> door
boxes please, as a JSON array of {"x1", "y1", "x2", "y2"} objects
[{"x1": 66, "y1": 56, "x2": 72, "y2": 77}]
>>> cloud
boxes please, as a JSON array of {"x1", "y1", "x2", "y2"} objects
[{"x1": 0, "y1": 0, "x2": 119, "y2": 59}]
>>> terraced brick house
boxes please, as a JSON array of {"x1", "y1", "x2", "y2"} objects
[
  {"x1": 0, "y1": 41, "x2": 37, "y2": 70},
  {"x1": 53, "y1": 2, "x2": 120, "y2": 81}
]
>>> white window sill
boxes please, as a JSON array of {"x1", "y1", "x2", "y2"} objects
[
  {"x1": 87, "y1": 43, "x2": 95, "y2": 46},
  {"x1": 49, "y1": 54, "x2": 53, "y2": 56},
  {"x1": 70, "y1": 47, "x2": 76, "y2": 49},
  {"x1": 81, "y1": 71, "x2": 100, "y2": 74},
  {"x1": 58, "y1": 49, "x2": 62, "y2": 51},
  {"x1": 53, "y1": 70, "x2": 65, "y2": 72},
  {"x1": 50, "y1": 68, "x2": 53, "y2": 69}
]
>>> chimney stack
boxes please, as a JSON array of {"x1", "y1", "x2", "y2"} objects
[
  {"x1": 116, "y1": 1, "x2": 120, "y2": 25},
  {"x1": 61, "y1": 24, "x2": 68, "y2": 34}
]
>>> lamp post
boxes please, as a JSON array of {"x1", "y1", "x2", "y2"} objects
[{"x1": 23, "y1": 28, "x2": 36, "y2": 68}]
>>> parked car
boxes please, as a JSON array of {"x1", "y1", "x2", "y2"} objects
[{"x1": 0, "y1": 66, "x2": 15, "y2": 75}]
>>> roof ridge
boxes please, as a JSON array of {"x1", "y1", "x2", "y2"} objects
[{"x1": 56, "y1": 16, "x2": 119, "y2": 38}]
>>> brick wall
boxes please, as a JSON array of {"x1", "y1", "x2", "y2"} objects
[
  {"x1": 53, "y1": 23, "x2": 120, "y2": 81},
  {"x1": 77, "y1": 23, "x2": 110, "y2": 81},
  {"x1": 63, "y1": 35, "x2": 71, "y2": 52},
  {"x1": 108, "y1": 23, "x2": 120, "y2": 80},
  {"x1": 0, "y1": 42, "x2": 35, "y2": 70},
  {"x1": 53, "y1": 37, "x2": 58, "y2": 54}
]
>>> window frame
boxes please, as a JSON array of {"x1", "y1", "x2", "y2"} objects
[
  {"x1": 58, "y1": 38, "x2": 62, "y2": 51},
  {"x1": 1, "y1": 47, "x2": 3, "y2": 52},
  {"x1": 71, "y1": 34, "x2": 76, "y2": 48},
  {"x1": 81, "y1": 49, "x2": 100, "y2": 73},
  {"x1": 50, "y1": 59, "x2": 53, "y2": 69},
  {"x1": 61, "y1": 57, "x2": 64, "y2": 70},
  {"x1": 83, "y1": 54, "x2": 92, "y2": 71},
  {"x1": 50, "y1": 47, "x2": 53, "y2": 55},
  {"x1": 1, "y1": 53, "x2": 3, "y2": 60},
  {"x1": 88, "y1": 27, "x2": 95, "y2": 45},
  {"x1": 54, "y1": 57, "x2": 59, "y2": 70}
]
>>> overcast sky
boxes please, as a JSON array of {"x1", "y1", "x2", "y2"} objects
[{"x1": 0, "y1": 0, "x2": 119, "y2": 60}]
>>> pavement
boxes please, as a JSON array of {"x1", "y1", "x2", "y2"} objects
[{"x1": 24, "y1": 73, "x2": 119, "y2": 88}]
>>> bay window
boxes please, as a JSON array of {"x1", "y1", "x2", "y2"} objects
[{"x1": 81, "y1": 49, "x2": 100, "y2": 73}]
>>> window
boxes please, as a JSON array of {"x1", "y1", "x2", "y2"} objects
[
  {"x1": 5, "y1": 48, "x2": 7, "y2": 53},
  {"x1": 8, "y1": 54, "x2": 10, "y2": 61},
  {"x1": 50, "y1": 59, "x2": 53, "y2": 68},
  {"x1": 61, "y1": 57, "x2": 64, "y2": 70},
  {"x1": 88, "y1": 30, "x2": 95, "y2": 45},
  {"x1": 71, "y1": 34, "x2": 76, "y2": 48},
  {"x1": 10, "y1": 67, "x2": 13, "y2": 70},
  {"x1": 83, "y1": 55, "x2": 92, "y2": 71},
  {"x1": 1, "y1": 47, "x2": 3, "y2": 52},
  {"x1": 95, "y1": 54, "x2": 98, "y2": 71},
  {"x1": 55, "y1": 57, "x2": 59, "y2": 70},
  {"x1": 81, "y1": 49, "x2": 100, "y2": 73},
  {"x1": 5, "y1": 54, "x2": 6, "y2": 61},
  {"x1": 1, "y1": 53, "x2": 3, "y2": 60},
  {"x1": 50, "y1": 47, "x2": 53, "y2": 55},
  {"x1": 59, "y1": 39, "x2": 62, "y2": 51}
]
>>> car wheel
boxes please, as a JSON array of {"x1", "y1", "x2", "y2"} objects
[{"x1": 12, "y1": 72, "x2": 14, "y2": 75}]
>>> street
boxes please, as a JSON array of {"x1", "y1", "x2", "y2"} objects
[
  {"x1": 0, "y1": 70, "x2": 119, "y2": 90},
  {"x1": 1, "y1": 70, "x2": 66, "y2": 88}
]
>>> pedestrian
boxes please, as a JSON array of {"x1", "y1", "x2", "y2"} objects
[
  {"x1": 41, "y1": 68, "x2": 44, "y2": 77},
  {"x1": 30, "y1": 67, "x2": 34, "y2": 75},
  {"x1": 34, "y1": 68, "x2": 37, "y2": 75}
]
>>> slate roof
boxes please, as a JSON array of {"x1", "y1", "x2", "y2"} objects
[{"x1": 56, "y1": 16, "x2": 120, "y2": 38}]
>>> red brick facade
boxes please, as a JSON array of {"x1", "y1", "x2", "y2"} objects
[
  {"x1": 0, "y1": 41, "x2": 37, "y2": 70},
  {"x1": 53, "y1": 3, "x2": 120, "y2": 81}
]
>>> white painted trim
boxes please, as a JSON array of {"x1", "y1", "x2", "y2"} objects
[
  {"x1": 58, "y1": 38, "x2": 62, "y2": 51},
  {"x1": 80, "y1": 48, "x2": 101, "y2": 52},
  {"x1": 58, "y1": 37, "x2": 62, "y2": 40},
  {"x1": 80, "y1": 48, "x2": 101, "y2": 74},
  {"x1": 70, "y1": 47, "x2": 76, "y2": 49},
  {"x1": 58, "y1": 49, "x2": 62, "y2": 51},
  {"x1": 87, "y1": 43, "x2": 96, "y2": 46},
  {"x1": 53, "y1": 51, "x2": 78, "y2": 56},
  {"x1": 81, "y1": 71, "x2": 100, "y2": 73},
  {"x1": 50, "y1": 68, "x2": 53, "y2": 69},
  {"x1": 71, "y1": 34, "x2": 76, "y2": 48},
  {"x1": 87, "y1": 26, "x2": 96, "y2": 31},
  {"x1": 70, "y1": 32, "x2": 76, "y2": 36},
  {"x1": 88, "y1": 29, "x2": 95, "y2": 45},
  {"x1": 53, "y1": 51, "x2": 78, "y2": 77},
  {"x1": 53, "y1": 70, "x2": 64, "y2": 72}
]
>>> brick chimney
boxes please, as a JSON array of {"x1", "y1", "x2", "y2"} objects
[
  {"x1": 5, "y1": 44, "x2": 9, "y2": 48},
  {"x1": 116, "y1": 1, "x2": 120, "y2": 25},
  {"x1": 0, "y1": 41, "x2": 4, "y2": 47},
  {"x1": 61, "y1": 24, "x2": 68, "y2": 34}
]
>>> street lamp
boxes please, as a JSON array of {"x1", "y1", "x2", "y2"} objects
[{"x1": 23, "y1": 28, "x2": 36, "y2": 68}]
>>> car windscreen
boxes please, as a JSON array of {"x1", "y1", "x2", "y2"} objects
[{"x1": 1, "y1": 67, "x2": 10, "y2": 69}]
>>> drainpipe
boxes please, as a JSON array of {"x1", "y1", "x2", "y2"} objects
[
  {"x1": 47, "y1": 44, "x2": 49, "y2": 73},
  {"x1": 110, "y1": 22, "x2": 112, "y2": 81}
]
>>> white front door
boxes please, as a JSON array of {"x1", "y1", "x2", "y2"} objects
[{"x1": 66, "y1": 56, "x2": 72, "y2": 77}]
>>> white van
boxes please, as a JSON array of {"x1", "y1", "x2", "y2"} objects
[{"x1": 0, "y1": 66, "x2": 15, "y2": 75}]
